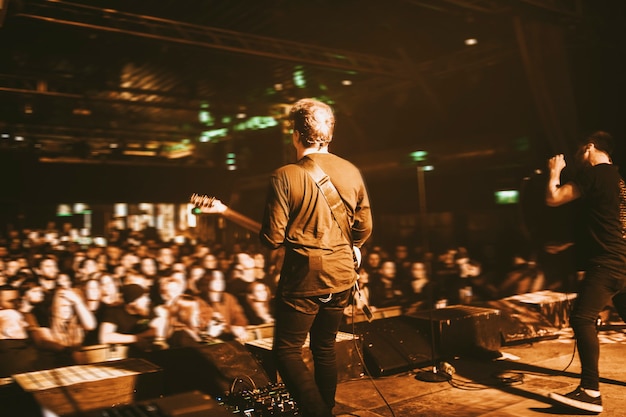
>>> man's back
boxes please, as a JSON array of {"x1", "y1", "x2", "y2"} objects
[{"x1": 260, "y1": 153, "x2": 371, "y2": 298}]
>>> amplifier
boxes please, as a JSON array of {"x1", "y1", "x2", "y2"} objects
[
  {"x1": 406, "y1": 305, "x2": 502, "y2": 359},
  {"x1": 504, "y1": 290, "x2": 576, "y2": 329}
]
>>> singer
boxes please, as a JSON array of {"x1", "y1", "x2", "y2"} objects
[
  {"x1": 545, "y1": 131, "x2": 626, "y2": 413},
  {"x1": 259, "y1": 98, "x2": 373, "y2": 417}
]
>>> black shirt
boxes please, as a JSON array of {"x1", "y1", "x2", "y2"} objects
[
  {"x1": 573, "y1": 163, "x2": 626, "y2": 274},
  {"x1": 101, "y1": 304, "x2": 152, "y2": 335}
]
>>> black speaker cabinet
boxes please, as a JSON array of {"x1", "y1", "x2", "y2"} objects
[
  {"x1": 78, "y1": 390, "x2": 233, "y2": 417},
  {"x1": 405, "y1": 305, "x2": 502, "y2": 359},
  {"x1": 345, "y1": 316, "x2": 432, "y2": 377},
  {"x1": 143, "y1": 340, "x2": 271, "y2": 398}
]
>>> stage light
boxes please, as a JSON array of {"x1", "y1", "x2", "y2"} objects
[{"x1": 409, "y1": 150, "x2": 428, "y2": 162}]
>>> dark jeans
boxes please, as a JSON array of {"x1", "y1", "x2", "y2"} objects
[
  {"x1": 273, "y1": 288, "x2": 352, "y2": 417},
  {"x1": 570, "y1": 265, "x2": 626, "y2": 390}
]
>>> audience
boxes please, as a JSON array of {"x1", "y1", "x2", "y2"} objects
[{"x1": 0, "y1": 220, "x2": 563, "y2": 379}]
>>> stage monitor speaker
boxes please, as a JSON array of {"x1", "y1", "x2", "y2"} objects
[
  {"x1": 143, "y1": 340, "x2": 271, "y2": 398},
  {"x1": 346, "y1": 316, "x2": 432, "y2": 377},
  {"x1": 76, "y1": 390, "x2": 233, "y2": 417},
  {"x1": 480, "y1": 298, "x2": 561, "y2": 346},
  {"x1": 405, "y1": 305, "x2": 502, "y2": 359}
]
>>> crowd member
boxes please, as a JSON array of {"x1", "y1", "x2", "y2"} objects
[
  {"x1": 4, "y1": 256, "x2": 22, "y2": 283},
  {"x1": 200, "y1": 252, "x2": 219, "y2": 271},
  {"x1": 74, "y1": 257, "x2": 100, "y2": 283},
  {"x1": 165, "y1": 294, "x2": 204, "y2": 347},
  {"x1": 0, "y1": 285, "x2": 38, "y2": 377},
  {"x1": 196, "y1": 269, "x2": 249, "y2": 342},
  {"x1": 30, "y1": 255, "x2": 60, "y2": 327},
  {"x1": 403, "y1": 260, "x2": 432, "y2": 307},
  {"x1": 98, "y1": 272, "x2": 122, "y2": 305},
  {"x1": 363, "y1": 250, "x2": 382, "y2": 276},
  {"x1": 104, "y1": 245, "x2": 123, "y2": 273},
  {"x1": 139, "y1": 256, "x2": 160, "y2": 287},
  {"x1": 99, "y1": 283, "x2": 160, "y2": 355},
  {"x1": 30, "y1": 287, "x2": 96, "y2": 367},
  {"x1": 226, "y1": 252, "x2": 258, "y2": 306},
  {"x1": 545, "y1": 131, "x2": 626, "y2": 413},
  {"x1": 241, "y1": 280, "x2": 274, "y2": 325},
  {"x1": 186, "y1": 263, "x2": 207, "y2": 295},
  {"x1": 392, "y1": 244, "x2": 412, "y2": 284},
  {"x1": 259, "y1": 98, "x2": 373, "y2": 417},
  {"x1": 79, "y1": 277, "x2": 107, "y2": 346},
  {"x1": 251, "y1": 251, "x2": 268, "y2": 281},
  {"x1": 156, "y1": 246, "x2": 176, "y2": 275},
  {"x1": 368, "y1": 259, "x2": 406, "y2": 308}
]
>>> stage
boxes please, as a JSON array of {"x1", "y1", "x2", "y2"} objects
[{"x1": 332, "y1": 326, "x2": 626, "y2": 417}]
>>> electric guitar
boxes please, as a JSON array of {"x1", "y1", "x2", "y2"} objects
[
  {"x1": 189, "y1": 193, "x2": 262, "y2": 234},
  {"x1": 189, "y1": 193, "x2": 361, "y2": 267}
]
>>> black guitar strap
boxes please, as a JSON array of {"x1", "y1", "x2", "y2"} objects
[{"x1": 297, "y1": 156, "x2": 353, "y2": 247}]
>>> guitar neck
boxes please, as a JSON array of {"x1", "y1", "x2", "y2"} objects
[{"x1": 221, "y1": 207, "x2": 262, "y2": 234}]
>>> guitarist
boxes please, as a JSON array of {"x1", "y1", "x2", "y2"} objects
[{"x1": 259, "y1": 98, "x2": 373, "y2": 417}]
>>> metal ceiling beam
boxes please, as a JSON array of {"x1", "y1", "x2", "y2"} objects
[
  {"x1": 15, "y1": 0, "x2": 514, "y2": 80},
  {"x1": 15, "y1": 0, "x2": 404, "y2": 77},
  {"x1": 408, "y1": 0, "x2": 582, "y2": 16},
  {"x1": 517, "y1": 0, "x2": 582, "y2": 16},
  {"x1": 6, "y1": 123, "x2": 204, "y2": 143}
]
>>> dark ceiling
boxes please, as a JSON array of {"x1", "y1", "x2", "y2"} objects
[{"x1": 0, "y1": 0, "x2": 624, "y2": 185}]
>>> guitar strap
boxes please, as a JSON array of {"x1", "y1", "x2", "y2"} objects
[
  {"x1": 297, "y1": 156, "x2": 353, "y2": 248},
  {"x1": 298, "y1": 156, "x2": 372, "y2": 320}
]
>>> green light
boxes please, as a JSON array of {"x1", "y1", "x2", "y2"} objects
[
  {"x1": 233, "y1": 116, "x2": 279, "y2": 131},
  {"x1": 191, "y1": 207, "x2": 203, "y2": 215},
  {"x1": 410, "y1": 150, "x2": 428, "y2": 162},
  {"x1": 200, "y1": 129, "x2": 228, "y2": 142},
  {"x1": 293, "y1": 66, "x2": 306, "y2": 88},
  {"x1": 199, "y1": 110, "x2": 214, "y2": 125}
]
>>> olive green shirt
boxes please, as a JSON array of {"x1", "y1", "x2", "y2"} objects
[{"x1": 260, "y1": 153, "x2": 373, "y2": 298}]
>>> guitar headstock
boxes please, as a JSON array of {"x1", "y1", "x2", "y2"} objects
[{"x1": 190, "y1": 193, "x2": 227, "y2": 214}]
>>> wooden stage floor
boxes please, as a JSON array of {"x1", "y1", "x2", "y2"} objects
[{"x1": 332, "y1": 326, "x2": 626, "y2": 417}]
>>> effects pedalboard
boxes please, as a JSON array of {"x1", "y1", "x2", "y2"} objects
[{"x1": 221, "y1": 382, "x2": 299, "y2": 416}]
